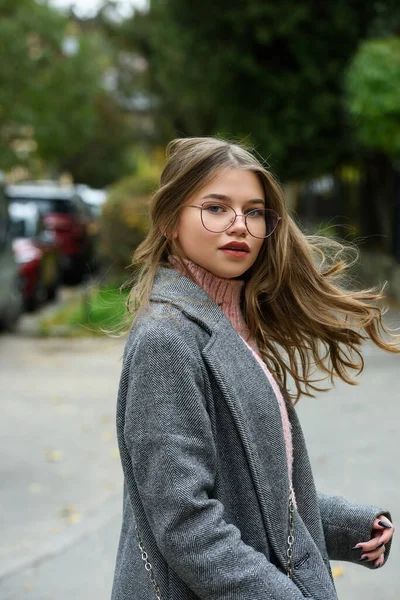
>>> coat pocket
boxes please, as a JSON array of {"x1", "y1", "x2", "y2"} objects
[{"x1": 294, "y1": 552, "x2": 310, "y2": 570}]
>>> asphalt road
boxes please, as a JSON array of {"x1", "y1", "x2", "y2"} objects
[{"x1": 1, "y1": 311, "x2": 399, "y2": 600}]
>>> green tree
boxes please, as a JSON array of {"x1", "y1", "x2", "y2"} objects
[
  {"x1": 0, "y1": 0, "x2": 63, "y2": 169},
  {"x1": 29, "y1": 25, "x2": 104, "y2": 165},
  {"x1": 115, "y1": 0, "x2": 381, "y2": 181},
  {"x1": 345, "y1": 36, "x2": 400, "y2": 257},
  {"x1": 0, "y1": 0, "x2": 101, "y2": 169},
  {"x1": 60, "y1": 94, "x2": 136, "y2": 188},
  {"x1": 345, "y1": 37, "x2": 400, "y2": 158},
  {"x1": 0, "y1": 0, "x2": 136, "y2": 185}
]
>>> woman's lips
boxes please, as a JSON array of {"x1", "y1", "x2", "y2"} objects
[{"x1": 219, "y1": 248, "x2": 249, "y2": 259}]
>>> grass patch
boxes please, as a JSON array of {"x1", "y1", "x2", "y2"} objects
[{"x1": 39, "y1": 285, "x2": 130, "y2": 337}]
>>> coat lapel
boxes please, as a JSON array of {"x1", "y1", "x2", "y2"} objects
[
  {"x1": 201, "y1": 328, "x2": 291, "y2": 567},
  {"x1": 151, "y1": 267, "x2": 291, "y2": 568}
]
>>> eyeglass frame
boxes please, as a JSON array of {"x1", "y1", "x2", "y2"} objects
[{"x1": 185, "y1": 201, "x2": 282, "y2": 239}]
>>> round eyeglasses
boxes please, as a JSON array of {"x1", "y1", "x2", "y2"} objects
[{"x1": 186, "y1": 201, "x2": 281, "y2": 239}]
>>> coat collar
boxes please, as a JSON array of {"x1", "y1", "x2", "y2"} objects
[
  {"x1": 150, "y1": 266, "x2": 226, "y2": 332},
  {"x1": 150, "y1": 266, "x2": 291, "y2": 568}
]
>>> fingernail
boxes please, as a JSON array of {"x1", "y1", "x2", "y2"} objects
[
  {"x1": 375, "y1": 542, "x2": 384, "y2": 550},
  {"x1": 378, "y1": 520, "x2": 392, "y2": 529},
  {"x1": 350, "y1": 546, "x2": 362, "y2": 551},
  {"x1": 358, "y1": 556, "x2": 369, "y2": 562}
]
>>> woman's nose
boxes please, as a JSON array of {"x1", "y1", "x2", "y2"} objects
[{"x1": 228, "y1": 214, "x2": 248, "y2": 235}]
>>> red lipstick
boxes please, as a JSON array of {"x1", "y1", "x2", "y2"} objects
[{"x1": 219, "y1": 241, "x2": 250, "y2": 259}]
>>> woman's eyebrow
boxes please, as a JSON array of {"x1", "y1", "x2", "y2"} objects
[{"x1": 201, "y1": 193, "x2": 265, "y2": 205}]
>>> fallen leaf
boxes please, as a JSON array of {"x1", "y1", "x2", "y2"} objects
[
  {"x1": 101, "y1": 414, "x2": 113, "y2": 424},
  {"x1": 332, "y1": 566, "x2": 345, "y2": 579},
  {"x1": 45, "y1": 449, "x2": 63, "y2": 463},
  {"x1": 29, "y1": 483, "x2": 42, "y2": 494},
  {"x1": 102, "y1": 431, "x2": 112, "y2": 442},
  {"x1": 110, "y1": 447, "x2": 120, "y2": 458},
  {"x1": 66, "y1": 512, "x2": 81, "y2": 525},
  {"x1": 23, "y1": 584, "x2": 34, "y2": 592},
  {"x1": 58, "y1": 504, "x2": 82, "y2": 524}
]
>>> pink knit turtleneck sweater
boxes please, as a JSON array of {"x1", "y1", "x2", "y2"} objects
[{"x1": 168, "y1": 255, "x2": 294, "y2": 488}]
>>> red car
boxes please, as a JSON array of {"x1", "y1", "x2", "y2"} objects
[
  {"x1": 9, "y1": 202, "x2": 60, "y2": 311},
  {"x1": 6, "y1": 182, "x2": 94, "y2": 284}
]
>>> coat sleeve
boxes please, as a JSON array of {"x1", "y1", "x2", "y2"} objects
[
  {"x1": 317, "y1": 492, "x2": 393, "y2": 569},
  {"x1": 123, "y1": 324, "x2": 312, "y2": 600}
]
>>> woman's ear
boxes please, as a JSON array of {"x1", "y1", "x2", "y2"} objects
[
  {"x1": 161, "y1": 214, "x2": 180, "y2": 243},
  {"x1": 170, "y1": 234, "x2": 180, "y2": 256},
  {"x1": 160, "y1": 226, "x2": 178, "y2": 241}
]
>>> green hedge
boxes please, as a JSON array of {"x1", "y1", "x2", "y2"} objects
[{"x1": 99, "y1": 148, "x2": 164, "y2": 276}]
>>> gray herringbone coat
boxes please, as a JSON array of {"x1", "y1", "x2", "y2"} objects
[{"x1": 111, "y1": 266, "x2": 392, "y2": 600}]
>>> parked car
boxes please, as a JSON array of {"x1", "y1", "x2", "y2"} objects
[
  {"x1": 5, "y1": 182, "x2": 93, "y2": 283},
  {"x1": 0, "y1": 179, "x2": 23, "y2": 331},
  {"x1": 77, "y1": 184, "x2": 107, "y2": 219},
  {"x1": 8, "y1": 202, "x2": 61, "y2": 311}
]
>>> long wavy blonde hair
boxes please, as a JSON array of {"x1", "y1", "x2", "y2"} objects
[{"x1": 127, "y1": 137, "x2": 399, "y2": 403}]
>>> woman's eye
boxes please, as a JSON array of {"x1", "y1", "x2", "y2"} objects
[
  {"x1": 246, "y1": 209, "x2": 265, "y2": 218},
  {"x1": 205, "y1": 204, "x2": 226, "y2": 214}
]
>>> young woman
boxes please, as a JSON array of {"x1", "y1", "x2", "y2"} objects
[{"x1": 111, "y1": 137, "x2": 397, "y2": 600}]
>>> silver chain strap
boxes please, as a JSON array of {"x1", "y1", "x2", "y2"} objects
[
  {"x1": 136, "y1": 487, "x2": 295, "y2": 596},
  {"x1": 286, "y1": 485, "x2": 295, "y2": 579},
  {"x1": 135, "y1": 526, "x2": 162, "y2": 600}
]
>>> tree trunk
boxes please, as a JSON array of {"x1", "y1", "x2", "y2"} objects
[
  {"x1": 392, "y1": 166, "x2": 400, "y2": 263},
  {"x1": 360, "y1": 153, "x2": 396, "y2": 254}
]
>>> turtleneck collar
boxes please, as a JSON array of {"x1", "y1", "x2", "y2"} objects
[
  {"x1": 168, "y1": 255, "x2": 257, "y2": 350},
  {"x1": 168, "y1": 255, "x2": 244, "y2": 307}
]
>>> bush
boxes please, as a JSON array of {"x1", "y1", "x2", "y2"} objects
[
  {"x1": 345, "y1": 37, "x2": 400, "y2": 157},
  {"x1": 99, "y1": 152, "x2": 162, "y2": 276},
  {"x1": 39, "y1": 285, "x2": 130, "y2": 336}
]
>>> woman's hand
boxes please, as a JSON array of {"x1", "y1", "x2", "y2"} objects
[{"x1": 352, "y1": 515, "x2": 395, "y2": 568}]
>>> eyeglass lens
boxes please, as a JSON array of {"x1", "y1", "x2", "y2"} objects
[{"x1": 200, "y1": 202, "x2": 279, "y2": 238}]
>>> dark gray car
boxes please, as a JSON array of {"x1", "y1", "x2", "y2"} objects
[{"x1": 0, "y1": 179, "x2": 23, "y2": 331}]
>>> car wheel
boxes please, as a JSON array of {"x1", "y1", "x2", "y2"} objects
[
  {"x1": 64, "y1": 257, "x2": 85, "y2": 285},
  {"x1": 25, "y1": 273, "x2": 47, "y2": 312},
  {"x1": 64, "y1": 269, "x2": 83, "y2": 285},
  {"x1": 47, "y1": 284, "x2": 58, "y2": 301},
  {"x1": 2, "y1": 276, "x2": 23, "y2": 332},
  {"x1": 47, "y1": 259, "x2": 63, "y2": 301}
]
